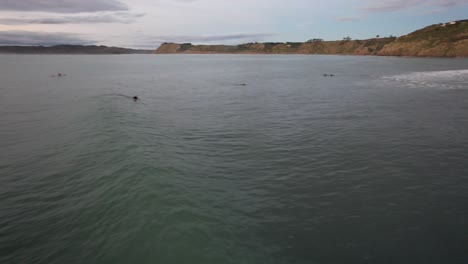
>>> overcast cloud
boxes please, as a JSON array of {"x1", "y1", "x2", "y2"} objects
[
  {"x1": 0, "y1": 0, "x2": 467, "y2": 48},
  {"x1": 123, "y1": 33, "x2": 276, "y2": 48},
  {"x1": 360, "y1": 0, "x2": 468, "y2": 13},
  {"x1": 154, "y1": 33, "x2": 277, "y2": 43},
  {"x1": 0, "y1": 31, "x2": 94, "y2": 46},
  {"x1": 0, "y1": 0, "x2": 128, "y2": 13},
  {"x1": 0, "y1": 12, "x2": 145, "y2": 25}
]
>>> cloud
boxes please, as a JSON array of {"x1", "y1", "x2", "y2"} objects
[
  {"x1": 152, "y1": 33, "x2": 275, "y2": 44},
  {"x1": 360, "y1": 0, "x2": 468, "y2": 13},
  {"x1": 337, "y1": 0, "x2": 468, "y2": 22},
  {"x1": 0, "y1": 31, "x2": 95, "y2": 46},
  {"x1": 0, "y1": 12, "x2": 145, "y2": 25},
  {"x1": 0, "y1": 0, "x2": 128, "y2": 13},
  {"x1": 120, "y1": 33, "x2": 277, "y2": 49},
  {"x1": 361, "y1": 0, "x2": 424, "y2": 12},
  {"x1": 160, "y1": 33, "x2": 276, "y2": 43}
]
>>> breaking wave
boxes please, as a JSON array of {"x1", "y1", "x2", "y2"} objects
[{"x1": 382, "y1": 69, "x2": 468, "y2": 89}]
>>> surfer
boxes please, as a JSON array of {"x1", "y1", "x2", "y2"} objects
[
  {"x1": 51, "y1": 73, "x2": 66, "y2": 77},
  {"x1": 133, "y1": 96, "x2": 139, "y2": 101}
]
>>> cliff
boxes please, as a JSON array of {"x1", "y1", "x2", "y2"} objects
[
  {"x1": 154, "y1": 38, "x2": 396, "y2": 55},
  {"x1": 0, "y1": 45, "x2": 152, "y2": 54},
  {"x1": 154, "y1": 20, "x2": 468, "y2": 57},
  {"x1": 378, "y1": 20, "x2": 468, "y2": 57}
]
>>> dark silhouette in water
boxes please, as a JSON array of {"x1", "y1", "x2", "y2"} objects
[
  {"x1": 106, "y1": 94, "x2": 141, "y2": 101},
  {"x1": 51, "y1": 73, "x2": 66, "y2": 77},
  {"x1": 323, "y1": 74, "x2": 335, "y2": 77}
]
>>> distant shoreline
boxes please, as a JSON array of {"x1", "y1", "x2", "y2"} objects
[{"x1": 0, "y1": 45, "x2": 152, "y2": 55}]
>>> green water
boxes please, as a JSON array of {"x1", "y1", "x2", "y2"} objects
[{"x1": 1, "y1": 55, "x2": 468, "y2": 264}]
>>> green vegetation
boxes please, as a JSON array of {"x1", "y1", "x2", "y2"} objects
[
  {"x1": 179, "y1": 43, "x2": 194, "y2": 51},
  {"x1": 399, "y1": 20, "x2": 468, "y2": 42},
  {"x1": 153, "y1": 20, "x2": 468, "y2": 57}
]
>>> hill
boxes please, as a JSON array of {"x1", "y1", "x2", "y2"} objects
[
  {"x1": 378, "y1": 20, "x2": 468, "y2": 56},
  {"x1": 154, "y1": 20, "x2": 468, "y2": 57},
  {"x1": 0, "y1": 45, "x2": 152, "y2": 54}
]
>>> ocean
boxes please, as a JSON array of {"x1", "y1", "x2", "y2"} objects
[{"x1": 1, "y1": 54, "x2": 468, "y2": 264}]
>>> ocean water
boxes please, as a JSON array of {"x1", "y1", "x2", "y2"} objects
[{"x1": 1, "y1": 54, "x2": 468, "y2": 264}]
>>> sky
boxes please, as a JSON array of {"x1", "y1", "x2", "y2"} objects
[{"x1": 0, "y1": 0, "x2": 467, "y2": 49}]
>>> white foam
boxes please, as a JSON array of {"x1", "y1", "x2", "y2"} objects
[{"x1": 382, "y1": 69, "x2": 468, "y2": 89}]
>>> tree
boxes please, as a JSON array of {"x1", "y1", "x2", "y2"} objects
[
  {"x1": 343, "y1": 36, "x2": 352, "y2": 41},
  {"x1": 376, "y1": 35, "x2": 380, "y2": 38}
]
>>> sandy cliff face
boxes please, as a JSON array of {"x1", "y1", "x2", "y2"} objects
[
  {"x1": 154, "y1": 39, "x2": 395, "y2": 55},
  {"x1": 296, "y1": 38, "x2": 394, "y2": 55},
  {"x1": 154, "y1": 20, "x2": 468, "y2": 57},
  {"x1": 154, "y1": 43, "x2": 182, "y2": 53},
  {"x1": 377, "y1": 40, "x2": 468, "y2": 57},
  {"x1": 377, "y1": 20, "x2": 468, "y2": 57}
]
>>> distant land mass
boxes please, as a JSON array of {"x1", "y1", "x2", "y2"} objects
[
  {"x1": 0, "y1": 45, "x2": 152, "y2": 54},
  {"x1": 155, "y1": 20, "x2": 468, "y2": 57}
]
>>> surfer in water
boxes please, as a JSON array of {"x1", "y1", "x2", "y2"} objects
[
  {"x1": 51, "y1": 73, "x2": 66, "y2": 77},
  {"x1": 107, "y1": 93, "x2": 140, "y2": 101}
]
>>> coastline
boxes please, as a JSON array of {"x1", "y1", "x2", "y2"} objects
[
  {"x1": 151, "y1": 52, "x2": 468, "y2": 58},
  {"x1": 154, "y1": 20, "x2": 468, "y2": 58}
]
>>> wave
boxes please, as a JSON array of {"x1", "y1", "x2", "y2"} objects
[{"x1": 382, "y1": 69, "x2": 468, "y2": 89}]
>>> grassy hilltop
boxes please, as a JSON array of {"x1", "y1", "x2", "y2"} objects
[
  {"x1": 378, "y1": 20, "x2": 468, "y2": 56},
  {"x1": 155, "y1": 20, "x2": 468, "y2": 57}
]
